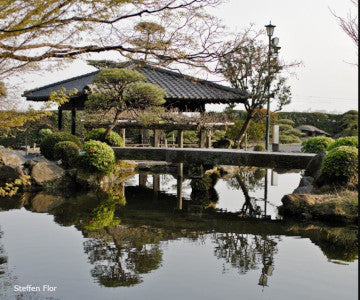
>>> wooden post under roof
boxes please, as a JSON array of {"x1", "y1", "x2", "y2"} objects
[
  {"x1": 153, "y1": 129, "x2": 161, "y2": 147},
  {"x1": 120, "y1": 128, "x2": 126, "y2": 146},
  {"x1": 177, "y1": 130, "x2": 184, "y2": 148},
  {"x1": 199, "y1": 129, "x2": 206, "y2": 148},
  {"x1": 206, "y1": 130, "x2": 212, "y2": 148}
]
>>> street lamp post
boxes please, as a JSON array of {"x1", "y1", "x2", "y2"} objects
[{"x1": 265, "y1": 22, "x2": 276, "y2": 151}]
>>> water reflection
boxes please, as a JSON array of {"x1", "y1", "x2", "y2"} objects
[
  {"x1": 0, "y1": 165, "x2": 357, "y2": 293},
  {"x1": 83, "y1": 229, "x2": 163, "y2": 287},
  {"x1": 213, "y1": 232, "x2": 278, "y2": 287}
]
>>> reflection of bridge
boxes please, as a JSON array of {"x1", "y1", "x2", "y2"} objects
[{"x1": 113, "y1": 147, "x2": 315, "y2": 169}]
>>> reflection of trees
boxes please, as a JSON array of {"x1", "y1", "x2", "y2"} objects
[
  {"x1": 287, "y1": 225, "x2": 358, "y2": 262},
  {"x1": 0, "y1": 229, "x2": 7, "y2": 276},
  {"x1": 84, "y1": 226, "x2": 163, "y2": 287},
  {"x1": 225, "y1": 168, "x2": 266, "y2": 216},
  {"x1": 0, "y1": 228, "x2": 17, "y2": 300},
  {"x1": 213, "y1": 233, "x2": 278, "y2": 286},
  {"x1": 190, "y1": 171, "x2": 220, "y2": 208},
  {"x1": 84, "y1": 239, "x2": 141, "y2": 287},
  {"x1": 48, "y1": 193, "x2": 121, "y2": 231},
  {"x1": 226, "y1": 167, "x2": 266, "y2": 192}
]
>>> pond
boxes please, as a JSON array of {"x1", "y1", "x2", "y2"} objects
[{"x1": 0, "y1": 166, "x2": 358, "y2": 300}]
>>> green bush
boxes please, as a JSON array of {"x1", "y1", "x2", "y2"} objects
[
  {"x1": 278, "y1": 119, "x2": 295, "y2": 126},
  {"x1": 253, "y1": 144, "x2": 265, "y2": 151},
  {"x1": 327, "y1": 136, "x2": 358, "y2": 151},
  {"x1": 53, "y1": 141, "x2": 80, "y2": 168},
  {"x1": 40, "y1": 132, "x2": 81, "y2": 160},
  {"x1": 85, "y1": 128, "x2": 124, "y2": 147},
  {"x1": 38, "y1": 128, "x2": 53, "y2": 140},
  {"x1": 321, "y1": 146, "x2": 358, "y2": 184},
  {"x1": 81, "y1": 140, "x2": 115, "y2": 174},
  {"x1": 280, "y1": 135, "x2": 301, "y2": 144},
  {"x1": 301, "y1": 136, "x2": 334, "y2": 153}
]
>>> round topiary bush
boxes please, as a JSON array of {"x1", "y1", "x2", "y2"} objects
[
  {"x1": 53, "y1": 141, "x2": 80, "y2": 168},
  {"x1": 321, "y1": 146, "x2": 358, "y2": 184},
  {"x1": 85, "y1": 128, "x2": 124, "y2": 147},
  {"x1": 81, "y1": 140, "x2": 115, "y2": 174},
  {"x1": 327, "y1": 136, "x2": 358, "y2": 151},
  {"x1": 253, "y1": 144, "x2": 265, "y2": 151},
  {"x1": 38, "y1": 128, "x2": 53, "y2": 140},
  {"x1": 301, "y1": 136, "x2": 334, "y2": 153},
  {"x1": 40, "y1": 132, "x2": 81, "y2": 160}
]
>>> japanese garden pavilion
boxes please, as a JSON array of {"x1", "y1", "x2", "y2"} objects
[{"x1": 23, "y1": 61, "x2": 247, "y2": 147}]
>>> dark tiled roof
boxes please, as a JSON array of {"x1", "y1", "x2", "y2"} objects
[
  {"x1": 295, "y1": 125, "x2": 331, "y2": 136},
  {"x1": 23, "y1": 62, "x2": 246, "y2": 103}
]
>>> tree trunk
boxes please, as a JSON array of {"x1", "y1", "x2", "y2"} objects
[
  {"x1": 104, "y1": 111, "x2": 122, "y2": 137},
  {"x1": 235, "y1": 110, "x2": 255, "y2": 149},
  {"x1": 236, "y1": 174, "x2": 255, "y2": 215}
]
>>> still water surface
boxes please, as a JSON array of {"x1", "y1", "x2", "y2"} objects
[{"x1": 0, "y1": 168, "x2": 357, "y2": 300}]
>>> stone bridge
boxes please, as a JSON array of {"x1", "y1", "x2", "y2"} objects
[{"x1": 112, "y1": 147, "x2": 315, "y2": 169}]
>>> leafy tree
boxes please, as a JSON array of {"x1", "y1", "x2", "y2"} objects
[
  {"x1": 217, "y1": 26, "x2": 299, "y2": 147},
  {"x1": 86, "y1": 68, "x2": 166, "y2": 136},
  {"x1": 226, "y1": 108, "x2": 277, "y2": 145},
  {"x1": 337, "y1": 110, "x2": 358, "y2": 137},
  {"x1": 0, "y1": 0, "x2": 223, "y2": 94}
]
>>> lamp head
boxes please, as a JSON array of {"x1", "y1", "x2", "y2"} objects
[{"x1": 265, "y1": 22, "x2": 276, "y2": 37}]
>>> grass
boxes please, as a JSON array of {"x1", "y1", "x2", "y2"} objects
[{"x1": 281, "y1": 190, "x2": 358, "y2": 223}]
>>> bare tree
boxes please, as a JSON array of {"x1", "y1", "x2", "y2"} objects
[{"x1": 331, "y1": 0, "x2": 358, "y2": 48}]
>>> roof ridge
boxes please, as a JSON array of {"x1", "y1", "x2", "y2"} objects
[{"x1": 22, "y1": 70, "x2": 100, "y2": 96}]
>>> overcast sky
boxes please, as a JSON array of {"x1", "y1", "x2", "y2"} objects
[{"x1": 20, "y1": 0, "x2": 358, "y2": 114}]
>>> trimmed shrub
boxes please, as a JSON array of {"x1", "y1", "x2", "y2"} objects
[
  {"x1": 327, "y1": 136, "x2": 358, "y2": 151},
  {"x1": 38, "y1": 128, "x2": 53, "y2": 140},
  {"x1": 40, "y1": 132, "x2": 81, "y2": 160},
  {"x1": 253, "y1": 144, "x2": 265, "y2": 151},
  {"x1": 85, "y1": 128, "x2": 124, "y2": 147},
  {"x1": 278, "y1": 119, "x2": 295, "y2": 126},
  {"x1": 53, "y1": 141, "x2": 80, "y2": 168},
  {"x1": 81, "y1": 140, "x2": 115, "y2": 174},
  {"x1": 280, "y1": 135, "x2": 301, "y2": 144},
  {"x1": 321, "y1": 146, "x2": 358, "y2": 184},
  {"x1": 301, "y1": 136, "x2": 334, "y2": 153}
]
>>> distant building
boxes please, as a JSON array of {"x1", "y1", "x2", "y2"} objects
[{"x1": 295, "y1": 125, "x2": 331, "y2": 137}]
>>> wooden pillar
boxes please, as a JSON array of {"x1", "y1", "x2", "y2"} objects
[
  {"x1": 139, "y1": 129, "x2": 144, "y2": 145},
  {"x1": 206, "y1": 130, "x2": 212, "y2": 148},
  {"x1": 139, "y1": 173, "x2": 147, "y2": 187},
  {"x1": 153, "y1": 129, "x2": 161, "y2": 147},
  {"x1": 58, "y1": 107, "x2": 62, "y2": 131},
  {"x1": 163, "y1": 131, "x2": 168, "y2": 148},
  {"x1": 177, "y1": 130, "x2": 184, "y2": 148},
  {"x1": 120, "y1": 128, "x2": 126, "y2": 146},
  {"x1": 199, "y1": 129, "x2": 206, "y2": 148},
  {"x1": 71, "y1": 107, "x2": 76, "y2": 135},
  {"x1": 177, "y1": 163, "x2": 183, "y2": 210}
]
